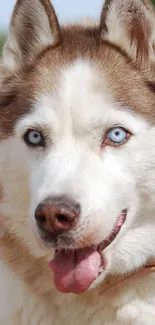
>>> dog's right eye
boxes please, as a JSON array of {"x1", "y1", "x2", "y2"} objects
[{"x1": 23, "y1": 129, "x2": 45, "y2": 147}]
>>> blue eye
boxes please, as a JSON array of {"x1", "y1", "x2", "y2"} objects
[
  {"x1": 107, "y1": 127, "x2": 128, "y2": 145},
  {"x1": 24, "y1": 130, "x2": 44, "y2": 147}
]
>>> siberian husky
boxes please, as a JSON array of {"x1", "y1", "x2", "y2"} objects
[{"x1": 1, "y1": 0, "x2": 155, "y2": 324}]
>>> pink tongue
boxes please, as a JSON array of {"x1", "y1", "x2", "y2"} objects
[{"x1": 49, "y1": 247, "x2": 101, "y2": 294}]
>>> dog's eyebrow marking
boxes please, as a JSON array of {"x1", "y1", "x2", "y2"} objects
[
  {"x1": 145, "y1": 81, "x2": 155, "y2": 94},
  {"x1": 0, "y1": 91, "x2": 17, "y2": 109}
]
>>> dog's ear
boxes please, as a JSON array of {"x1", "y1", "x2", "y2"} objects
[
  {"x1": 1, "y1": 0, "x2": 61, "y2": 75},
  {"x1": 100, "y1": 0, "x2": 155, "y2": 70}
]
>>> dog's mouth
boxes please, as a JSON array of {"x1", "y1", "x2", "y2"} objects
[{"x1": 49, "y1": 209, "x2": 127, "y2": 294}]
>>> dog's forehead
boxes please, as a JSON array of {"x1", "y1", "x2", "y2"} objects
[
  {"x1": 33, "y1": 41, "x2": 155, "y2": 124},
  {"x1": 31, "y1": 60, "x2": 114, "y2": 132}
]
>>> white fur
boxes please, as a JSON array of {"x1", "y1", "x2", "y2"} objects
[{"x1": 1, "y1": 59, "x2": 155, "y2": 324}]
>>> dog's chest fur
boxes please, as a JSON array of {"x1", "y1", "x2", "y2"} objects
[{"x1": 0, "y1": 261, "x2": 155, "y2": 325}]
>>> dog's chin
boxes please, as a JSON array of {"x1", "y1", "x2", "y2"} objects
[{"x1": 33, "y1": 209, "x2": 127, "y2": 295}]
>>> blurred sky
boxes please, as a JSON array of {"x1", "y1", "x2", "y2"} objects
[{"x1": 0, "y1": 0, "x2": 103, "y2": 31}]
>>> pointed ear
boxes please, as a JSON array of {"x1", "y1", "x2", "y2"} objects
[
  {"x1": 1, "y1": 0, "x2": 61, "y2": 75},
  {"x1": 100, "y1": 0, "x2": 155, "y2": 69}
]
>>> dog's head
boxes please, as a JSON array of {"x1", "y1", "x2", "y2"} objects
[{"x1": 1, "y1": 0, "x2": 155, "y2": 294}]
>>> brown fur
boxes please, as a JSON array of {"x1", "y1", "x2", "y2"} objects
[
  {"x1": 1, "y1": 0, "x2": 155, "y2": 140},
  {"x1": 1, "y1": 29, "x2": 155, "y2": 140},
  {"x1": 101, "y1": 0, "x2": 155, "y2": 72}
]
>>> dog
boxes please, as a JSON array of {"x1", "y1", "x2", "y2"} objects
[{"x1": 1, "y1": 0, "x2": 155, "y2": 323}]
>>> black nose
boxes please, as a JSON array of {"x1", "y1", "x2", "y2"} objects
[{"x1": 35, "y1": 196, "x2": 81, "y2": 234}]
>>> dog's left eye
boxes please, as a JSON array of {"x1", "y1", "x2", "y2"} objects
[
  {"x1": 106, "y1": 127, "x2": 129, "y2": 146},
  {"x1": 24, "y1": 130, "x2": 45, "y2": 147}
]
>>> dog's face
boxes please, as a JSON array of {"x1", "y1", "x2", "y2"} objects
[{"x1": 1, "y1": 0, "x2": 155, "y2": 294}]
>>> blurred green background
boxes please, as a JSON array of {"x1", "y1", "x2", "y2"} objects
[
  {"x1": 0, "y1": 34, "x2": 6, "y2": 55},
  {"x1": 0, "y1": 0, "x2": 155, "y2": 56}
]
